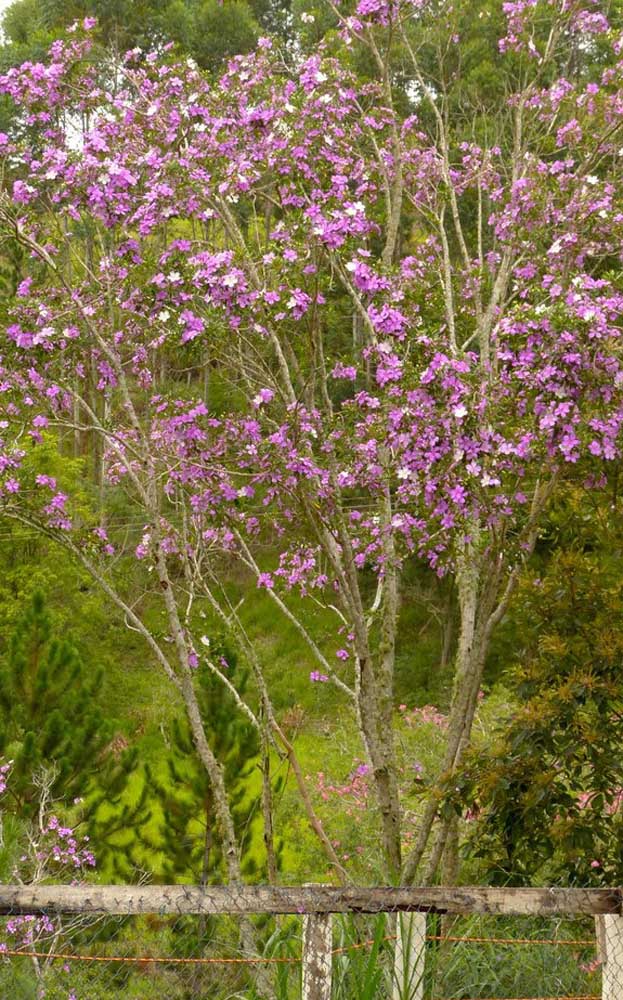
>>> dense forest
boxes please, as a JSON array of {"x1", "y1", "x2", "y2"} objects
[{"x1": 0, "y1": 0, "x2": 622, "y2": 996}]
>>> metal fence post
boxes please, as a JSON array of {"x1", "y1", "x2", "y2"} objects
[{"x1": 392, "y1": 912, "x2": 426, "y2": 1000}]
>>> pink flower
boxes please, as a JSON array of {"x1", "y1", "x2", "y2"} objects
[{"x1": 310, "y1": 671, "x2": 329, "y2": 682}]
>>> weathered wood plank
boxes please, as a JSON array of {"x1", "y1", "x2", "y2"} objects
[{"x1": 0, "y1": 885, "x2": 619, "y2": 916}]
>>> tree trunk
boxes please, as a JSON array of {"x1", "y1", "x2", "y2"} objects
[
  {"x1": 402, "y1": 541, "x2": 493, "y2": 884},
  {"x1": 356, "y1": 652, "x2": 402, "y2": 880}
]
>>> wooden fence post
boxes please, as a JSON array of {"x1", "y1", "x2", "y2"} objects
[
  {"x1": 302, "y1": 910, "x2": 333, "y2": 1000},
  {"x1": 392, "y1": 912, "x2": 426, "y2": 1000},
  {"x1": 602, "y1": 914, "x2": 623, "y2": 999}
]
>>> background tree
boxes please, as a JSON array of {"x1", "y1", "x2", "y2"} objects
[
  {"x1": 150, "y1": 639, "x2": 268, "y2": 885},
  {"x1": 453, "y1": 489, "x2": 623, "y2": 885},
  {"x1": 0, "y1": 590, "x2": 111, "y2": 812},
  {"x1": 0, "y1": 590, "x2": 152, "y2": 879},
  {"x1": 0, "y1": 0, "x2": 290, "y2": 78}
]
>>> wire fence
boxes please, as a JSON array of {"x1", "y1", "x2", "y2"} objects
[{"x1": 0, "y1": 885, "x2": 620, "y2": 1000}]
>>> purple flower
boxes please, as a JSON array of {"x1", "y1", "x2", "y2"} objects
[{"x1": 252, "y1": 388, "x2": 274, "y2": 408}]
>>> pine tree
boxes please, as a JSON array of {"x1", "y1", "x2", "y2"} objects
[
  {"x1": 151, "y1": 638, "x2": 266, "y2": 885},
  {"x1": 0, "y1": 590, "x2": 112, "y2": 812},
  {"x1": 0, "y1": 591, "x2": 151, "y2": 878}
]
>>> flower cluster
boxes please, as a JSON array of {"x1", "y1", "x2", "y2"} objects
[
  {"x1": 398, "y1": 703, "x2": 449, "y2": 730},
  {"x1": 37, "y1": 815, "x2": 96, "y2": 871}
]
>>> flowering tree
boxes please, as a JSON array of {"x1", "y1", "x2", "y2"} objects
[{"x1": 0, "y1": 0, "x2": 621, "y2": 894}]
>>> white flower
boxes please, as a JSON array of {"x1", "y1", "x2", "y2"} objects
[
  {"x1": 452, "y1": 404, "x2": 468, "y2": 419},
  {"x1": 301, "y1": 11, "x2": 315, "y2": 22},
  {"x1": 167, "y1": 271, "x2": 181, "y2": 282},
  {"x1": 481, "y1": 473, "x2": 501, "y2": 487},
  {"x1": 585, "y1": 175, "x2": 599, "y2": 185},
  {"x1": 548, "y1": 239, "x2": 563, "y2": 255},
  {"x1": 158, "y1": 310, "x2": 170, "y2": 322},
  {"x1": 345, "y1": 201, "x2": 365, "y2": 217},
  {"x1": 397, "y1": 467, "x2": 411, "y2": 480},
  {"x1": 200, "y1": 635, "x2": 211, "y2": 647}
]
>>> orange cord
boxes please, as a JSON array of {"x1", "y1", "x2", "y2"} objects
[
  {"x1": 1, "y1": 948, "x2": 299, "y2": 965},
  {"x1": 0, "y1": 932, "x2": 597, "y2": 972},
  {"x1": 426, "y1": 935, "x2": 595, "y2": 947}
]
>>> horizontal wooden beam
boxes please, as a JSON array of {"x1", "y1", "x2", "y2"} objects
[{"x1": 0, "y1": 885, "x2": 619, "y2": 917}]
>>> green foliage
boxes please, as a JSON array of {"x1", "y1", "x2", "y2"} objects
[
  {"x1": 162, "y1": 0, "x2": 260, "y2": 73},
  {"x1": 454, "y1": 499, "x2": 623, "y2": 885},
  {"x1": 333, "y1": 914, "x2": 387, "y2": 1000},
  {"x1": 0, "y1": 590, "x2": 112, "y2": 813},
  {"x1": 149, "y1": 637, "x2": 268, "y2": 883},
  {"x1": 0, "y1": 0, "x2": 264, "y2": 78},
  {"x1": 0, "y1": 590, "x2": 154, "y2": 879},
  {"x1": 424, "y1": 914, "x2": 598, "y2": 999},
  {"x1": 83, "y1": 745, "x2": 154, "y2": 881}
]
